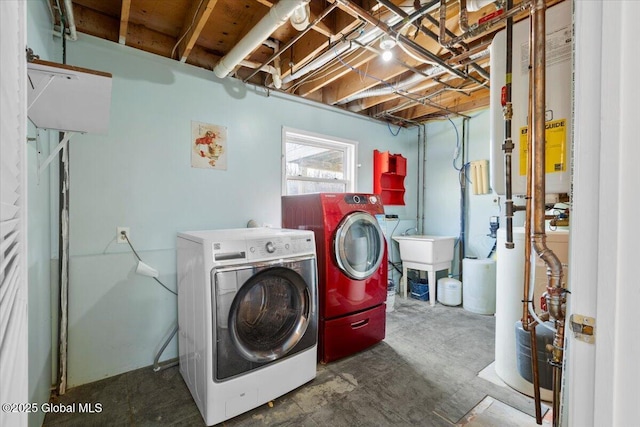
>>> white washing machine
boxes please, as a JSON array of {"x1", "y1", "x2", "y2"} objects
[{"x1": 177, "y1": 228, "x2": 318, "y2": 425}]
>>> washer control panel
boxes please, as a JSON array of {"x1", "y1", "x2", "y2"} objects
[{"x1": 247, "y1": 234, "x2": 315, "y2": 260}]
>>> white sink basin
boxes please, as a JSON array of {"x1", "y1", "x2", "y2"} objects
[{"x1": 392, "y1": 235, "x2": 456, "y2": 264}]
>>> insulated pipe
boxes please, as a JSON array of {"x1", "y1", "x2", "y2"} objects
[
  {"x1": 530, "y1": 1, "x2": 564, "y2": 425},
  {"x1": 215, "y1": 0, "x2": 310, "y2": 79}
]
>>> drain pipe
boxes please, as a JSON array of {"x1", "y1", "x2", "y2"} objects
[
  {"x1": 248, "y1": 2, "x2": 339, "y2": 85},
  {"x1": 214, "y1": 0, "x2": 310, "y2": 79},
  {"x1": 239, "y1": 60, "x2": 282, "y2": 89},
  {"x1": 530, "y1": 1, "x2": 565, "y2": 425}
]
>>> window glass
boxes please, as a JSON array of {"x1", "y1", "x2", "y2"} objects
[{"x1": 283, "y1": 128, "x2": 356, "y2": 195}]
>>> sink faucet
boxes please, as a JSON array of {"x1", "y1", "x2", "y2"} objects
[{"x1": 402, "y1": 227, "x2": 418, "y2": 236}]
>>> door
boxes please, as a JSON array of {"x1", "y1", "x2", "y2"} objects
[
  {"x1": 213, "y1": 258, "x2": 317, "y2": 381},
  {"x1": 334, "y1": 212, "x2": 385, "y2": 281}
]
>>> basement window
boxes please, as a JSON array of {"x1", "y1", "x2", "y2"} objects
[{"x1": 282, "y1": 127, "x2": 357, "y2": 195}]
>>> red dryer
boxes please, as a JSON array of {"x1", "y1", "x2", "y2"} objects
[{"x1": 282, "y1": 193, "x2": 387, "y2": 363}]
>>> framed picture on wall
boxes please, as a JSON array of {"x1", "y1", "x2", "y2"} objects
[{"x1": 191, "y1": 121, "x2": 227, "y2": 170}]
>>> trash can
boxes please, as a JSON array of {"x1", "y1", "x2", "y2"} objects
[{"x1": 462, "y1": 258, "x2": 496, "y2": 314}]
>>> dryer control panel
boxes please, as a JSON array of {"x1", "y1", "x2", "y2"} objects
[
  {"x1": 211, "y1": 232, "x2": 315, "y2": 264},
  {"x1": 344, "y1": 194, "x2": 380, "y2": 205}
]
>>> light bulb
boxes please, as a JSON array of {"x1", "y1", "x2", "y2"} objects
[{"x1": 382, "y1": 50, "x2": 393, "y2": 62}]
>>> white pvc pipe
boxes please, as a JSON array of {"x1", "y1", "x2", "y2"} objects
[
  {"x1": 63, "y1": 0, "x2": 78, "y2": 40},
  {"x1": 239, "y1": 60, "x2": 282, "y2": 88},
  {"x1": 214, "y1": 0, "x2": 310, "y2": 79}
]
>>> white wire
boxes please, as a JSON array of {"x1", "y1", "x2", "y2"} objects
[{"x1": 171, "y1": 0, "x2": 205, "y2": 59}]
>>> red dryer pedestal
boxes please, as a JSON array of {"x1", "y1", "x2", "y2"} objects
[{"x1": 282, "y1": 193, "x2": 388, "y2": 363}]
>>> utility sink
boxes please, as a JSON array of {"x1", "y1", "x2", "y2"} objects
[
  {"x1": 392, "y1": 235, "x2": 456, "y2": 264},
  {"x1": 392, "y1": 235, "x2": 456, "y2": 305}
]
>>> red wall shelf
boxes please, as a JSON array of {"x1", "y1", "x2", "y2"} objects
[{"x1": 373, "y1": 150, "x2": 406, "y2": 206}]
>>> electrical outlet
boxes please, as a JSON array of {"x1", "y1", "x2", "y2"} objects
[{"x1": 117, "y1": 227, "x2": 130, "y2": 244}]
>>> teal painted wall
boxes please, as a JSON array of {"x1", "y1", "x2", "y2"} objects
[
  {"x1": 60, "y1": 34, "x2": 417, "y2": 386},
  {"x1": 423, "y1": 110, "x2": 500, "y2": 277}
]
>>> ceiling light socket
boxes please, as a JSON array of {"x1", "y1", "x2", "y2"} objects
[{"x1": 379, "y1": 36, "x2": 396, "y2": 51}]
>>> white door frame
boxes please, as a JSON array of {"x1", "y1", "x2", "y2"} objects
[{"x1": 567, "y1": 1, "x2": 639, "y2": 425}]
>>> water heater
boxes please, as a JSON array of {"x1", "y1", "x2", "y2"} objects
[{"x1": 489, "y1": 1, "x2": 572, "y2": 195}]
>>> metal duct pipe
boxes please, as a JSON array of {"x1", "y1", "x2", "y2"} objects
[
  {"x1": 529, "y1": 1, "x2": 565, "y2": 425},
  {"x1": 214, "y1": 0, "x2": 310, "y2": 79}
]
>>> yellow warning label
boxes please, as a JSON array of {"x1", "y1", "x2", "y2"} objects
[{"x1": 519, "y1": 119, "x2": 566, "y2": 176}]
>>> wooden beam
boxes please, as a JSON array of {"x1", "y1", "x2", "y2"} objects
[
  {"x1": 119, "y1": 0, "x2": 131, "y2": 45},
  {"x1": 280, "y1": 9, "x2": 362, "y2": 77},
  {"x1": 177, "y1": 0, "x2": 219, "y2": 62},
  {"x1": 399, "y1": 87, "x2": 490, "y2": 121}
]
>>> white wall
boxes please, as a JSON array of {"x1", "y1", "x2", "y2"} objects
[
  {"x1": 567, "y1": 1, "x2": 639, "y2": 426},
  {"x1": 26, "y1": 1, "x2": 62, "y2": 426},
  {"x1": 60, "y1": 34, "x2": 417, "y2": 386}
]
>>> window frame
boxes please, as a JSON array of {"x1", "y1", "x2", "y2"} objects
[{"x1": 281, "y1": 127, "x2": 357, "y2": 196}]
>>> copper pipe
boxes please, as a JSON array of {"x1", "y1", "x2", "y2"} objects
[
  {"x1": 522, "y1": 13, "x2": 542, "y2": 424},
  {"x1": 459, "y1": 0, "x2": 470, "y2": 31},
  {"x1": 529, "y1": 324, "x2": 543, "y2": 424},
  {"x1": 443, "y1": 0, "x2": 532, "y2": 48},
  {"x1": 439, "y1": 0, "x2": 448, "y2": 46},
  {"x1": 530, "y1": 1, "x2": 564, "y2": 426}
]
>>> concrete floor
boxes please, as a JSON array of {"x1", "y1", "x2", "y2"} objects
[{"x1": 43, "y1": 297, "x2": 548, "y2": 426}]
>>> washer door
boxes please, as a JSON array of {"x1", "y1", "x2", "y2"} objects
[
  {"x1": 334, "y1": 212, "x2": 385, "y2": 280},
  {"x1": 228, "y1": 266, "x2": 310, "y2": 363}
]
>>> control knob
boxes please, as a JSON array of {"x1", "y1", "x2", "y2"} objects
[{"x1": 265, "y1": 241, "x2": 276, "y2": 253}]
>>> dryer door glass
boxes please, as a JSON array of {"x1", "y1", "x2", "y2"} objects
[
  {"x1": 229, "y1": 267, "x2": 310, "y2": 363},
  {"x1": 334, "y1": 212, "x2": 385, "y2": 280}
]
